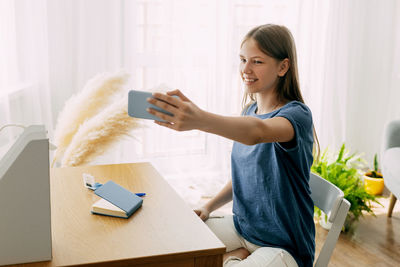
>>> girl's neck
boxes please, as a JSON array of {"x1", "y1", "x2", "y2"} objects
[{"x1": 255, "y1": 90, "x2": 284, "y2": 115}]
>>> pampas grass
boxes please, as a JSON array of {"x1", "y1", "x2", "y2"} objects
[
  {"x1": 61, "y1": 96, "x2": 141, "y2": 167},
  {"x1": 53, "y1": 71, "x2": 129, "y2": 165},
  {"x1": 53, "y1": 72, "x2": 173, "y2": 167}
]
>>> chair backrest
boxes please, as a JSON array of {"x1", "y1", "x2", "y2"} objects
[
  {"x1": 309, "y1": 172, "x2": 351, "y2": 267},
  {"x1": 382, "y1": 119, "x2": 400, "y2": 152}
]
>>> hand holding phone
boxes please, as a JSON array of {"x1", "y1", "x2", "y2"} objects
[
  {"x1": 128, "y1": 90, "x2": 176, "y2": 122},
  {"x1": 133, "y1": 89, "x2": 205, "y2": 132}
]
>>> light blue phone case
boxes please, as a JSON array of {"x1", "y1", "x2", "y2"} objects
[{"x1": 128, "y1": 90, "x2": 175, "y2": 122}]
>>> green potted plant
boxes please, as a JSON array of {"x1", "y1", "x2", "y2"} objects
[
  {"x1": 311, "y1": 144, "x2": 381, "y2": 232},
  {"x1": 363, "y1": 153, "x2": 384, "y2": 195}
]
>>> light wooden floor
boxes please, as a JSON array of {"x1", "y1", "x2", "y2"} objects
[
  {"x1": 316, "y1": 196, "x2": 400, "y2": 267},
  {"x1": 195, "y1": 194, "x2": 400, "y2": 266}
]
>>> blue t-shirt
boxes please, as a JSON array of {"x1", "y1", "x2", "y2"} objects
[{"x1": 231, "y1": 101, "x2": 315, "y2": 267}]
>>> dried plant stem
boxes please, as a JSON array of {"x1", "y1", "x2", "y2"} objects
[
  {"x1": 53, "y1": 71, "x2": 129, "y2": 165},
  {"x1": 61, "y1": 97, "x2": 140, "y2": 167}
]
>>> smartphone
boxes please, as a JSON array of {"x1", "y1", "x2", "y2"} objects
[{"x1": 128, "y1": 90, "x2": 175, "y2": 122}]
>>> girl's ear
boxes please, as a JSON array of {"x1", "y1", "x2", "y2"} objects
[{"x1": 278, "y1": 58, "x2": 290, "y2": 77}]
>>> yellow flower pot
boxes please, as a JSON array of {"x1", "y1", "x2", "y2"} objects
[{"x1": 364, "y1": 175, "x2": 384, "y2": 195}]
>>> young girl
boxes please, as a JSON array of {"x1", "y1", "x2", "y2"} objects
[{"x1": 146, "y1": 24, "x2": 318, "y2": 267}]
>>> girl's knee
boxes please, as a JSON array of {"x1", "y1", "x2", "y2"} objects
[
  {"x1": 205, "y1": 216, "x2": 245, "y2": 252},
  {"x1": 224, "y1": 247, "x2": 298, "y2": 267}
]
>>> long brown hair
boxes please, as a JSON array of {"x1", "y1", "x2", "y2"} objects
[{"x1": 240, "y1": 24, "x2": 320, "y2": 161}]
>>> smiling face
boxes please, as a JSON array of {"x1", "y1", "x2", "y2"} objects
[{"x1": 239, "y1": 38, "x2": 285, "y2": 95}]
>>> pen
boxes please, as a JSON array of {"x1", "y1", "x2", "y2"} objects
[{"x1": 135, "y1": 193, "x2": 146, "y2": 197}]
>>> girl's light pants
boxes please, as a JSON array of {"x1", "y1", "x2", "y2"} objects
[{"x1": 205, "y1": 215, "x2": 299, "y2": 267}]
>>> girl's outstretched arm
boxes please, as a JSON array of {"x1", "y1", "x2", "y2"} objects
[{"x1": 147, "y1": 90, "x2": 294, "y2": 145}]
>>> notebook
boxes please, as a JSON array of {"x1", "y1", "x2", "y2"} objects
[{"x1": 91, "y1": 180, "x2": 143, "y2": 219}]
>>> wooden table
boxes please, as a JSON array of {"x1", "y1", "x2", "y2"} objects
[{"x1": 11, "y1": 162, "x2": 225, "y2": 267}]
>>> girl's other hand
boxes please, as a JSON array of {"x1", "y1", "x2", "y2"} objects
[
  {"x1": 147, "y1": 89, "x2": 204, "y2": 131},
  {"x1": 194, "y1": 207, "x2": 210, "y2": 221}
]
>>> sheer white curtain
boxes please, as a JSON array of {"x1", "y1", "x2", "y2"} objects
[
  {"x1": 1, "y1": 0, "x2": 400, "y2": 203},
  {"x1": 0, "y1": 0, "x2": 52, "y2": 154},
  {"x1": 344, "y1": 0, "x2": 400, "y2": 163},
  {"x1": 296, "y1": 0, "x2": 400, "y2": 163}
]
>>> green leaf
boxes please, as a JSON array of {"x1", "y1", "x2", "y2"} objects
[
  {"x1": 337, "y1": 143, "x2": 346, "y2": 162},
  {"x1": 374, "y1": 153, "x2": 378, "y2": 172}
]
